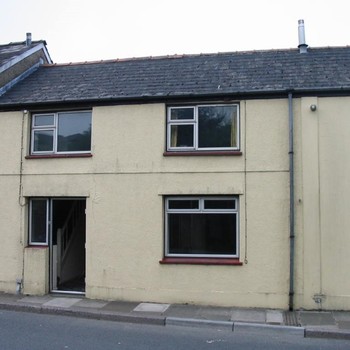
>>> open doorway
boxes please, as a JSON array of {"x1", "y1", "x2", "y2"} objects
[
  {"x1": 29, "y1": 197, "x2": 86, "y2": 294},
  {"x1": 50, "y1": 199, "x2": 86, "y2": 294}
]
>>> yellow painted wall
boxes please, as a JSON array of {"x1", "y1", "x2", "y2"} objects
[
  {"x1": 3, "y1": 97, "x2": 349, "y2": 309},
  {"x1": 23, "y1": 247, "x2": 49, "y2": 295},
  {"x1": 0, "y1": 101, "x2": 289, "y2": 308}
]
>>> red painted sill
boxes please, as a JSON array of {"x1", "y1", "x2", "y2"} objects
[
  {"x1": 159, "y1": 257, "x2": 242, "y2": 265},
  {"x1": 163, "y1": 151, "x2": 242, "y2": 157},
  {"x1": 26, "y1": 153, "x2": 92, "y2": 159},
  {"x1": 26, "y1": 245, "x2": 48, "y2": 249}
]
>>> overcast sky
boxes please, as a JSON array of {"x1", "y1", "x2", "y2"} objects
[{"x1": 1, "y1": 0, "x2": 349, "y2": 63}]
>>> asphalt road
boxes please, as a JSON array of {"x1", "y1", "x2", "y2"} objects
[{"x1": 0, "y1": 309, "x2": 349, "y2": 350}]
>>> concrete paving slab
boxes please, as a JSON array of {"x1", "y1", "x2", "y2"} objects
[
  {"x1": 299, "y1": 312, "x2": 336, "y2": 326},
  {"x1": 0, "y1": 293, "x2": 23, "y2": 302},
  {"x1": 198, "y1": 306, "x2": 233, "y2": 321},
  {"x1": 333, "y1": 311, "x2": 350, "y2": 322},
  {"x1": 164, "y1": 304, "x2": 201, "y2": 318},
  {"x1": 266, "y1": 310, "x2": 284, "y2": 324},
  {"x1": 73, "y1": 299, "x2": 108, "y2": 309},
  {"x1": 102, "y1": 301, "x2": 139, "y2": 313},
  {"x1": 43, "y1": 297, "x2": 82, "y2": 308},
  {"x1": 231, "y1": 309, "x2": 266, "y2": 323},
  {"x1": 234, "y1": 322, "x2": 305, "y2": 337},
  {"x1": 133, "y1": 303, "x2": 170, "y2": 313},
  {"x1": 18, "y1": 296, "x2": 52, "y2": 304}
]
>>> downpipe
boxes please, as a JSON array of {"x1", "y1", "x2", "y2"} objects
[{"x1": 288, "y1": 92, "x2": 295, "y2": 311}]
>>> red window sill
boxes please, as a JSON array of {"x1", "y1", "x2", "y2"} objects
[
  {"x1": 163, "y1": 151, "x2": 242, "y2": 157},
  {"x1": 26, "y1": 153, "x2": 92, "y2": 159},
  {"x1": 159, "y1": 257, "x2": 242, "y2": 265}
]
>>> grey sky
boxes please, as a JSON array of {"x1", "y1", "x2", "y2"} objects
[{"x1": 1, "y1": 0, "x2": 348, "y2": 63}]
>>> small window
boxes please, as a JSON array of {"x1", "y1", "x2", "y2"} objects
[
  {"x1": 31, "y1": 111, "x2": 92, "y2": 154},
  {"x1": 167, "y1": 104, "x2": 239, "y2": 151},
  {"x1": 29, "y1": 199, "x2": 49, "y2": 245},
  {"x1": 165, "y1": 196, "x2": 239, "y2": 258}
]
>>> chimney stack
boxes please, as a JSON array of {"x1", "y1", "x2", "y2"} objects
[
  {"x1": 298, "y1": 20, "x2": 308, "y2": 53},
  {"x1": 26, "y1": 32, "x2": 32, "y2": 46}
]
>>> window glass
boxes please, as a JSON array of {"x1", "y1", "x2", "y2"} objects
[
  {"x1": 57, "y1": 112, "x2": 92, "y2": 152},
  {"x1": 168, "y1": 199, "x2": 199, "y2": 210},
  {"x1": 198, "y1": 106, "x2": 237, "y2": 148},
  {"x1": 30, "y1": 200, "x2": 47, "y2": 244},
  {"x1": 204, "y1": 199, "x2": 236, "y2": 210},
  {"x1": 170, "y1": 125, "x2": 194, "y2": 148},
  {"x1": 170, "y1": 108, "x2": 194, "y2": 120},
  {"x1": 168, "y1": 213, "x2": 237, "y2": 255},
  {"x1": 34, "y1": 114, "x2": 55, "y2": 126},
  {"x1": 33, "y1": 130, "x2": 54, "y2": 152}
]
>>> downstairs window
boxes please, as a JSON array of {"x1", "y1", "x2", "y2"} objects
[{"x1": 164, "y1": 196, "x2": 239, "y2": 258}]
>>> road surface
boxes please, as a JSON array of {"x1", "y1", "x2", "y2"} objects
[{"x1": 0, "y1": 309, "x2": 349, "y2": 349}]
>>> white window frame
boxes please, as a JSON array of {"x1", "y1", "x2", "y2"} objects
[
  {"x1": 29, "y1": 198, "x2": 49, "y2": 246},
  {"x1": 165, "y1": 196, "x2": 239, "y2": 258},
  {"x1": 167, "y1": 104, "x2": 240, "y2": 151},
  {"x1": 31, "y1": 110, "x2": 92, "y2": 155}
]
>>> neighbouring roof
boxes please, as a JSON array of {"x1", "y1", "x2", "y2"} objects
[
  {"x1": 0, "y1": 40, "x2": 52, "y2": 72},
  {"x1": 0, "y1": 46, "x2": 349, "y2": 107}
]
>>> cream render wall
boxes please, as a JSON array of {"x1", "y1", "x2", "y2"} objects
[
  {"x1": 0, "y1": 99, "x2": 296, "y2": 308},
  {"x1": 1, "y1": 97, "x2": 349, "y2": 309}
]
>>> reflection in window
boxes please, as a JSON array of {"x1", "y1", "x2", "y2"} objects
[
  {"x1": 166, "y1": 197, "x2": 239, "y2": 257},
  {"x1": 31, "y1": 111, "x2": 92, "y2": 154},
  {"x1": 167, "y1": 104, "x2": 239, "y2": 151},
  {"x1": 30, "y1": 199, "x2": 48, "y2": 244}
]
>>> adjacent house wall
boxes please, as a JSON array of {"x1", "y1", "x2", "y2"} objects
[
  {"x1": 296, "y1": 96, "x2": 350, "y2": 310},
  {"x1": 0, "y1": 111, "x2": 25, "y2": 292}
]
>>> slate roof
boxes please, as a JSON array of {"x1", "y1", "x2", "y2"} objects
[
  {"x1": 0, "y1": 41, "x2": 47, "y2": 67},
  {"x1": 0, "y1": 46, "x2": 349, "y2": 107}
]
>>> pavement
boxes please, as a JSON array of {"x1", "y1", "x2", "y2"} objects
[{"x1": 1, "y1": 292, "x2": 350, "y2": 340}]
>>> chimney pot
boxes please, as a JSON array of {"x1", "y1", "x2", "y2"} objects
[
  {"x1": 26, "y1": 33, "x2": 32, "y2": 46},
  {"x1": 298, "y1": 20, "x2": 308, "y2": 53}
]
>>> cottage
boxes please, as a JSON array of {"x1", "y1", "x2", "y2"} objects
[{"x1": 0, "y1": 31, "x2": 349, "y2": 310}]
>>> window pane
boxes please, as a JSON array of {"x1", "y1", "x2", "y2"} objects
[
  {"x1": 204, "y1": 199, "x2": 236, "y2": 210},
  {"x1": 34, "y1": 114, "x2": 54, "y2": 126},
  {"x1": 170, "y1": 124, "x2": 194, "y2": 148},
  {"x1": 168, "y1": 213, "x2": 236, "y2": 255},
  {"x1": 168, "y1": 199, "x2": 199, "y2": 210},
  {"x1": 198, "y1": 106, "x2": 237, "y2": 148},
  {"x1": 30, "y1": 200, "x2": 47, "y2": 244},
  {"x1": 57, "y1": 112, "x2": 91, "y2": 152},
  {"x1": 33, "y1": 130, "x2": 54, "y2": 152},
  {"x1": 170, "y1": 108, "x2": 194, "y2": 120}
]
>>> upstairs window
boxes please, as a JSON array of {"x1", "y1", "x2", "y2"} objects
[
  {"x1": 167, "y1": 104, "x2": 239, "y2": 152},
  {"x1": 165, "y1": 196, "x2": 239, "y2": 258},
  {"x1": 31, "y1": 111, "x2": 92, "y2": 154}
]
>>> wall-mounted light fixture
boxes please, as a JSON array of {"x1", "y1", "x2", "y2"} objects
[{"x1": 310, "y1": 104, "x2": 317, "y2": 112}]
